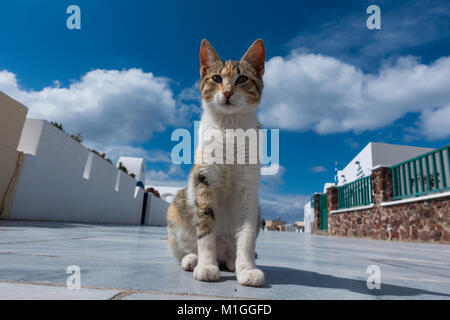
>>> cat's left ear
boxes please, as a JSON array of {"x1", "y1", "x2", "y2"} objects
[{"x1": 241, "y1": 39, "x2": 265, "y2": 78}]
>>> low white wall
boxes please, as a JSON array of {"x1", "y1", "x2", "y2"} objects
[
  {"x1": 8, "y1": 119, "x2": 145, "y2": 225},
  {"x1": 143, "y1": 194, "x2": 169, "y2": 227}
]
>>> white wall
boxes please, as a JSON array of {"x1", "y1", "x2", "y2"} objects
[
  {"x1": 337, "y1": 143, "x2": 373, "y2": 186},
  {"x1": 9, "y1": 119, "x2": 145, "y2": 225},
  {"x1": 143, "y1": 194, "x2": 169, "y2": 227},
  {"x1": 336, "y1": 142, "x2": 434, "y2": 186},
  {"x1": 371, "y1": 143, "x2": 433, "y2": 167},
  {"x1": 304, "y1": 201, "x2": 314, "y2": 233}
]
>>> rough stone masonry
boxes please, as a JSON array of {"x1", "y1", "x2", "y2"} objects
[{"x1": 326, "y1": 166, "x2": 450, "y2": 243}]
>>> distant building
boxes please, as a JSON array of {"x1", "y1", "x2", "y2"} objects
[
  {"x1": 293, "y1": 221, "x2": 304, "y2": 232},
  {"x1": 304, "y1": 201, "x2": 314, "y2": 233},
  {"x1": 335, "y1": 142, "x2": 433, "y2": 186},
  {"x1": 265, "y1": 219, "x2": 286, "y2": 231}
]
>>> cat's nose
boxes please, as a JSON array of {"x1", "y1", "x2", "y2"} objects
[{"x1": 223, "y1": 90, "x2": 233, "y2": 99}]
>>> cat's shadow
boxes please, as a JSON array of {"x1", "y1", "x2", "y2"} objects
[{"x1": 220, "y1": 265, "x2": 450, "y2": 298}]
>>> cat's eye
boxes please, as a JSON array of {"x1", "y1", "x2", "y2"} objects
[
  {"x1": 212, "y1": 75, "x2": 222, "y2": 83},
  {"x1": 235, "y1": 75, "x2": 248, "y2": 85}
]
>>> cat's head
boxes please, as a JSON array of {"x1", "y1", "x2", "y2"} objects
[{"x1": 199, "y1": 39, "x2": 265, "y2": 115}]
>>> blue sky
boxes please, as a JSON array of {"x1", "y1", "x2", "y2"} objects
[{"x1": 1, "y1": 0, "x2": 449, "y2": 221}]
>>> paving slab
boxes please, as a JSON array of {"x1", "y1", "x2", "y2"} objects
[
  {"x1": 0, "y1": 282, "x2": 119, "y2": 300},
  {"x1": 0, "y1": 220, "x2": 449, "y2": 299}
]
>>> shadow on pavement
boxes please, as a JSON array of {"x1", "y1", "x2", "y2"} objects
[{"x1": 261, "y1": 265, "x2": 450, "y2": 298}]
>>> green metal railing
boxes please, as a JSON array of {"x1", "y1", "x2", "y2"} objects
[
  {"x1": 319, "y1": 193, "x2": 328, "y2": 230},
  {"x1": 337, "y1": 176, "x2": 373, "y2": 209},
  {"x1": 391, "y1": 144, "x2": 450, "y2": 200}
]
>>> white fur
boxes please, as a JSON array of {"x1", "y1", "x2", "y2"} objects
[
  {"x1": 168, "y1": 90, "x2": 264, "y2": 287},
  {"x1": 197, "y1": 92, "x2": 263, "y2": 286}
]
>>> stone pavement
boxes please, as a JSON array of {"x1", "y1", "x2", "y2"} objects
[{"x1": 0, "y1": 220, "x2": 449, "y2": 300}]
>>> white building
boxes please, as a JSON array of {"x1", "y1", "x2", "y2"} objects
[
  {"x1": 303, "y1": 142, "x2": 434, "y2": 233},
  {"x1": 303, "y1": 201, "x2": 314, "y2": 233},
  {"x1": 336, "y1": 142, "x2": 433, "y2": 186}
]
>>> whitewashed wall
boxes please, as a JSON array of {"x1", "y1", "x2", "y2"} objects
[
  {"x1": 143, "y1": 193, "x2": 169, "y2": 227},
  {"x1": 336, "y1": 142, "x2": 433, "y2": 186},
  {"x1": 304, "y1": 201, "x2": 314, "y2": 233},
  {"x1": 9, "y1": 119, "x2": 145, "y2": 225}
]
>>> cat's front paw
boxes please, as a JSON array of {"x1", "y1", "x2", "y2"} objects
[
  {"x1": 194, "y1": 264, "x2": 220, "y2": 282},
  {"x1": 237, "y1": 268, "x2": 264, "y2": 287},
  {"x1": 181, "y1": 253, "x2": 198, "y2": 271}
]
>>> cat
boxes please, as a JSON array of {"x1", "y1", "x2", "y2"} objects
[{"x1": 167, "y1": 39, "x2": 265, "y2": 287}]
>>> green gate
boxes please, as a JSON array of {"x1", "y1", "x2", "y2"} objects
[{"x1": 319, "y1": 193, "x2": 328, "y2": 231}]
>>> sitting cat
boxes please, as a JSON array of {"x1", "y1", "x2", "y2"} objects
[{"x1": 167, "y1": 39, "x2": 265, "y2": 287}]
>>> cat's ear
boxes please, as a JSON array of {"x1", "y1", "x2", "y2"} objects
[
  {"x1": 241, "y1": 39, "x2": 265, "y2": 78},
  {"x1": 200, "y1": 39, "x2": 220, "y2": 78}
]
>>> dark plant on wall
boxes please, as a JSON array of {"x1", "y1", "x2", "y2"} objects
[
  {"x1": 90, "y1": 149, "x2": 113, "y2": 164},
  {"x1": 51, "y1": 121, "x2": 137, "y2": 175},
  {"x1": 118, "y1": 162, "x2": 128, "y2": 174},
  {"x1": 70, "y1": 132, "x2": 83, "y2": 143},
  {"x1": 50, "y1": 121, "x2": 83, "y2": 143},
  {"x1": 118, "y1": 162, "x2": 137, "y2": 179},
  {"x1": 51, "y1": 121, "x2": 64, "y2": 131}
]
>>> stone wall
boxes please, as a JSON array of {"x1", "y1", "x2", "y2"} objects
[
  {"x1": 329, "y1": 196, "x2": 449, "y2": 242},
  {"x1": 328, "y1": 166, "x2": 450, "y2": 243}
]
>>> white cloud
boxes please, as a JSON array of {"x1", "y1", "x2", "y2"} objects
[
  {"x1": 145, "y1": 166, "x2": 187, "y2": 188},
  {"x1": 259, "y1": 165, "x2": 308, "y2": 222},
  {"x1": 259, "y1": 53, "x2": 450, "y2": 139},
  {"x1": 143, "y1": 164, "x2": 186, "y2": 187},
  {"x1": 261, "y1": 164, "x2": 285, "y2": 187},
  {"x1": 259, "y1": 193, "x2": 309, "y2": 222},
  {"x1": 419, "y1": 105, "x2": 450, "y2": 140},
  {"x1": 287, "y1": 1, "x2": 450, "y2": 70},
  {"x1": 309, "y1": 166, "x2": 327, "y2": 173},
  {"x1": 0, "y1": 68, "x2": 178, "y2": 147},
  {"x1": 167, "y1": 164, "x2": 186, "y2": 177},
  {"x1": 345, "y1": 138, "x2": 360, "y2": 149}
]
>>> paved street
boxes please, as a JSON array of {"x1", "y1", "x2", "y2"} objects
[{"x1": 0, "y1": 220, "x2": 449, "y2": 300}]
